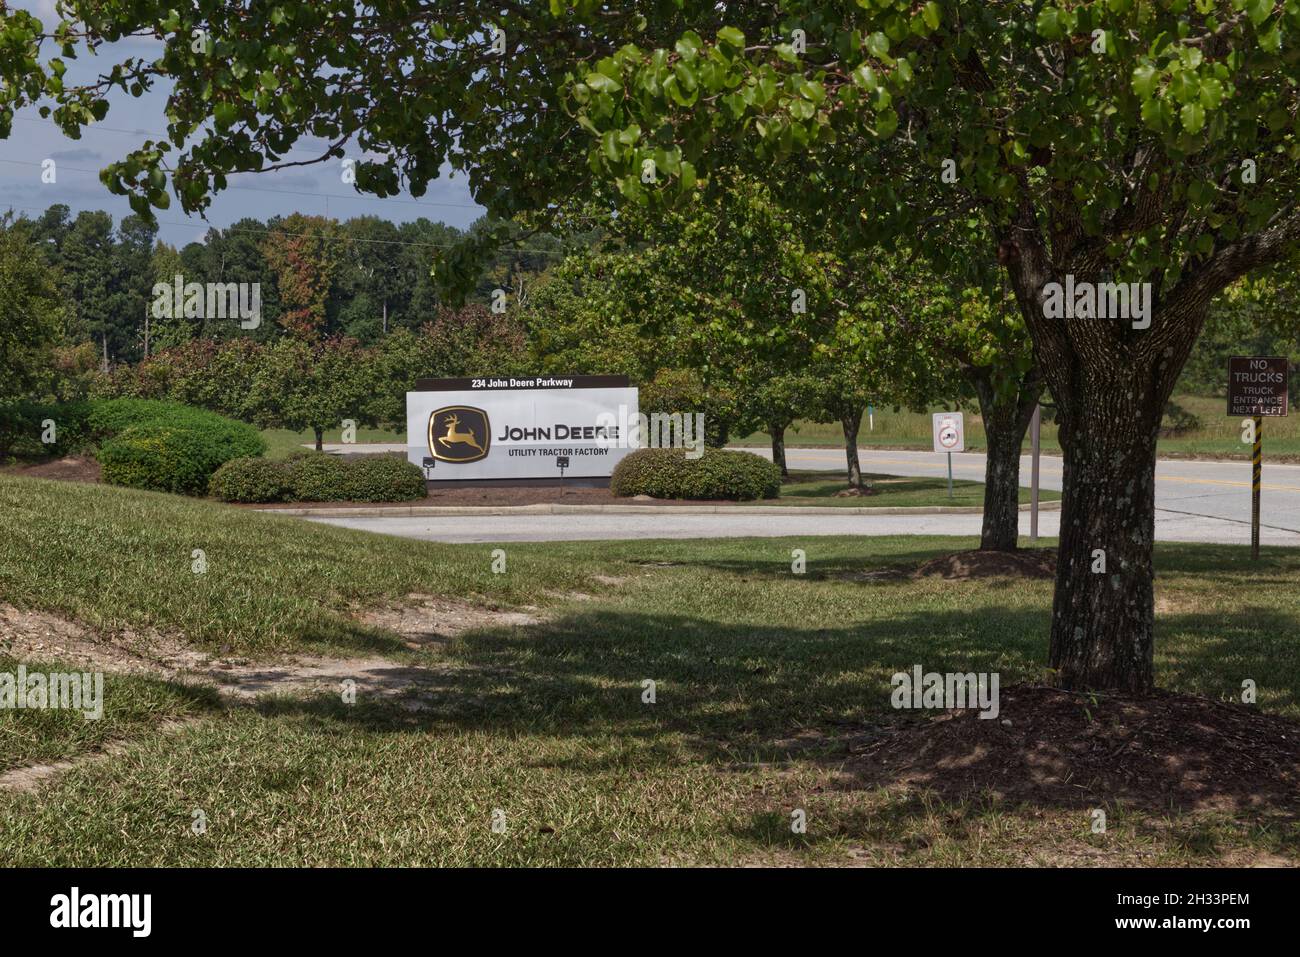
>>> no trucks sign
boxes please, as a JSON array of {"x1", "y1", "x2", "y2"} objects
[
  {"x1": 1227, "y1": 356, "x2": 1290, "y2": 561},
  {"x1": 1227, "y1": 356, "x2": 1289, "y2": 417},
  {"x1": 932, "y1": 412, "x2": 964, "y2": 453}
]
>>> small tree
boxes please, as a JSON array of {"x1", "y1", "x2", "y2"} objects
[
  {"x1": 248, "y1": 337, "x2": 372, "y2": 451},
  {"x1": 732, "y1": 371, "x2": 818, "y2": 477},
  {"x1": 0, "y1": 220, "x2": 64, "y2": 403}
]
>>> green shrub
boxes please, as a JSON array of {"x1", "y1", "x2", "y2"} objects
[
  {"x1": 1, "y1": 398, "x2": 263, "y2": 473},
  {"x1": 209, "y1": 452, "x2": 426, "y2": 503},
  {"x1": 86, "y1": 400, "x2": 265, "y2": 495},
  {"x1": 0, "y1": 400, "x2": 93, "y2": 461},
  {"x1": 610, "y1": 448, "x2": 780, "y2": 501},
  {"x1": 284, "y1": 452, "x2": 350, "y2": 502},
  {"x1": 208, "y1": 456, "x2": 293, "y2": 503},
  {"x1": 98, "y1": 425, "x2": 220, "y2": 495},
  {"x1": 87, "y1": 399, "x2": 265, "y2": 459},
  {"x1": 343, "y1": 455, "x2": 428, "y2": 502}
]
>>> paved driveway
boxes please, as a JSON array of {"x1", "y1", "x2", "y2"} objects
[{"x1": 305, "y1": 445, "x2": 1300, "y2": 546}]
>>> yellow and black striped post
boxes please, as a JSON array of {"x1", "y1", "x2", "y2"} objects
[{"x1": 1252, "y1": 413, "x2": 1262, "y2": 560}]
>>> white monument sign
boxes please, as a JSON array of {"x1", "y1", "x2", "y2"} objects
[{"x1": 406, "y1": 376, "x2": 640, "y2": 481}]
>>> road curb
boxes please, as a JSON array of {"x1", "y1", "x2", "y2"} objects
[{"x1": 261, "y1": 501, "x2": 1064, "y2": 518}]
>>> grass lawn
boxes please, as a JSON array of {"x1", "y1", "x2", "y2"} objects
[
  {"x1": 735, "y1": 393, "x2": 1300, "y2": 459},
  {"x1": 260, "y1": 426, "x2": 405, "y2": 460},
  {"x1": 1, "y1": 473, "x2": 1297, "y2": 866},
  {"x1": 770, "y1": 470, "x2": 1061, "y2": 507}
]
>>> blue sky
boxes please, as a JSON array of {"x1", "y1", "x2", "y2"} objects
[{"x1": 1, "y1": 1, "x2": 485, "y2": 245}]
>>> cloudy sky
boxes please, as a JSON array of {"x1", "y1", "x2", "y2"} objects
[{"x1": 1, "y1": 1, "x2": 485, "y2": 245}]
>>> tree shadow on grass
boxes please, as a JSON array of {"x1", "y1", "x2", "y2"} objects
[
  {"x1": 726, "y1": 789, "x2": 1300, "y2": 864},
  {"x1": 254, "y1": 596, "x2": 1300, "y2": 836}
]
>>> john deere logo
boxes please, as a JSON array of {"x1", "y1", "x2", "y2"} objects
[{"x1": 428, "y1": 406, "x2": 490, "y2": 463}]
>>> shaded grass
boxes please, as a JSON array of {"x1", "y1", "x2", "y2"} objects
[
  {"x1": 770, "y1": 470, "x2": 1061, "y2": 507},
  {"x1": 0, "y1": 653, "x2": 220, "y2": 773},
  {"x1": 260, "y1": 427, "x2": 404, "y2": 460},
  {"x1": 1, "y1": 475, "x2": 1298, "y2": 865}
]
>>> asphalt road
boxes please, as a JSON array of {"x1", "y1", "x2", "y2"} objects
[{"x1": 306, "y1": 445, "x2": 1300, "y2": 546}]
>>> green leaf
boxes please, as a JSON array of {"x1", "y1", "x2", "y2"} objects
[
  {"x1": 213, "y1": 102, "x2": 238, "y2": 130},
  {"x1": 875, "y1": 108, "x2": 899, "y2": 139},
  {"x1": 585, "y1": 72, "x2": 621, "y2": 93},
  {"x1": 716, "y1": 26, "x2": 745, "y2": 50},
  {"x1": 601, "y1": 129, "x2": 620, "y2": 162},
  {"x1": 1036, "y1": 7, "x2": 1065, "y2": 40},
  {"x1": 922, "y1": 2, "x2": 941, "y2": 31},
  {"x1": 1180, "y1": 101, "x2": 1205, "y2": 134},
  {"x1": 673, "y1": 60, "x2": 698, "y2": 93},
  {"x1": 675, "y1": 31, "x2": 703, "y2": 60},
  {"x1": 852, "y1": 64, "x2": 879, "y2": 90},
  {"x1": 1131, "y1": 64, "x2": 1158, "y2": 98}
]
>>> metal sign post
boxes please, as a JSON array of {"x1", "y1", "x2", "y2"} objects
[
  {"x1": 1227, "y1": 356, "x2": 1289, "y2": 560},
  {"x1": 1252, "y1": 413, "x2": 1262, "y2": 561},
  {"x1": 556, "y1": 455, "x2": 570, "y2": 497},
  {"x1": 1030, "y1": 404, "x2": 1042, "y2": 544}
]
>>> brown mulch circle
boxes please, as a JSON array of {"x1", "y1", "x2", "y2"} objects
[
  {"x1": 911, "y1": 547, "x2": 1057, "y2": 580},
  {"x1": 0, "y1": 455, "x2": 101, "y2": 483},
  {"x1": 832, "y1": 485, "x2": 880, "y2": 498},
  {"x1": 845, "y1": 684, "x2": 1300, "y2": 813}
]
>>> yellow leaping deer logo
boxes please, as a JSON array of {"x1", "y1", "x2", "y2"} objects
[
  {"x1": 427, "y1": 406, "x2": 491, "y2": 463},
  {"x1": 438, "y1": 413, "x2": 485, "y2": 453}
]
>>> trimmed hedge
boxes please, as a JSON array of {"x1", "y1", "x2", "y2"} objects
[
  {"x1": 610, "y1": 448, "x2": 781, "y2": 501},
  {"x1": 210, "y1": 452, "x2": 427, "y2": 504},
  {"x1": 344, "y1": 455, "x2": 430, "y2": 502},
  {"x1": 1, "y1": 398, "x2": 265, "y2": 495},
  {"x1": 285, "y1": 451, "x2": 350, "y2": 502},
  {"x1": 98, "y1": 426, "x2": 212, "y2": 496},
  {"x1": 208, "y1": 456, "x2": 293, "y2": 504},
  {"x1": 0, "y1": 400, "x2": 93, "y2": 460}
]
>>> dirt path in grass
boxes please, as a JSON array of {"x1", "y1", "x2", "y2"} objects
[
  {"x1": 0, "y1": 598, "x2": 539, "y2": 700},
  {"x1": 0, "y1": 597, "x2": 543, "y2": 794},
  {"x1": 0, "y1": 718, "x2": 198, "y2": 794}
]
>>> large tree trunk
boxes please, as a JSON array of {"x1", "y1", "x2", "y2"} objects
[
  {"x1": 1047, "y1": 370, "x2": 1163, "y2": 692},
  {"x1": 841, "y1": 407, "x2": 864, "y2": 488},
  {"x1": 314, "y1": 426, "x2": 325, "y2": 452},
  {"x1": 972, "y1": 374, "x2": 1043, "y2": 551},
  {"x1": 770, "y1": 423, "x2": 788, "y2": 477},
  {"x1": 1000, "y1": 218, "x2": 1209, "y2": 690}
]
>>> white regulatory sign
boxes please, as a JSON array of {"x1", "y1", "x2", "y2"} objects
[{"x1": 932, "y1": 412, "x2": 965, "y2": 454}]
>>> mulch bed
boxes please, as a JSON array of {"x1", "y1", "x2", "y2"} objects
[
  {"x1": 0, "y1": 456, "x2": 101, "y2": 484},
  {"x1": 911, "y1": 548, "x2": 1057, "y2": 580},
  {"x1": 845, "y1": 684, "x2": 1300, "y2": 813}
]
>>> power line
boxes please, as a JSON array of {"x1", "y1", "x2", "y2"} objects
[
  {"x1": 13, "y1": 114, "x2": 340, "y2": 162},
  {"x1": 12, "y1": 115, "x2": 484, "y2": 209},
  {"x1": 0, "y1": 154, "x2": 484, "y2": 210}
]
